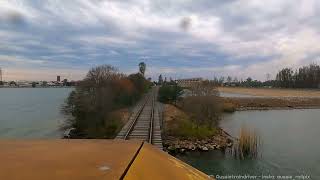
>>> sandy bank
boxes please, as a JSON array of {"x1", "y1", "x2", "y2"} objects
[
  {"x1": 219, "y1": 87, "x2": 320, "y2": 98},
  {"x1": 223, "y1": 97, "x2": 320, "y2": 111}
]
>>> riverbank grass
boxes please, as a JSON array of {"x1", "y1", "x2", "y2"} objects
[{"x1": 233, "y1": 127, "x2": 260, "y2": 159}]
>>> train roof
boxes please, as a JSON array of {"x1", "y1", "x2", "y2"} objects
[{"x1": 0, "y1": 139, "x2": 213, "y2": 180}]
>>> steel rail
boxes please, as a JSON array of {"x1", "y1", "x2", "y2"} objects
[
  {"x1": 148, "y1": 91, "x2": 155, "y2": 144},
  {"x1": 124, "y1": 94, "x2": 150, "y2": 140}
]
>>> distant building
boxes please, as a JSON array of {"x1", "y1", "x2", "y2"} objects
[
  {"x1": 57, "y1": 76, "x2": 61, "y2": 82},
  {"x1": 176, "y1": 78, "x2": 203, "y2": 88}
]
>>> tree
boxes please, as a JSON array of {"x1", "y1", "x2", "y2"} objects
[
  {"x1": 227, "y1": 76, "x2": 232, "y2": 84},
  {"x1": 9, "y1": 81, "x2": 16, "y2": 86},
  {"x1": 62, "y1": 64, "x2": 138, "y2": 138},
  {"x1": 42, "y1": 81, "x2": 48, "y2": 87},
  {"x1": 63, "y1": 79, "x2": 68, "y2": 86},
  {"x1": 266, "y1": 73, "x2": 271, "y2": 81},
  {"x1": 158, "y1": 84, "x2": 183, "y2": 104},
  {"x1": 158, "y1": 74, "x2": 163, "y2": 85},
  {"x1": 127, "y1": 73, "x2": 152, "y2": 101},
  {"x1": 275, "y1": 64, "x2": 320, "y2": 88},
  {"x1": 139, "y1": 62, "x2": 146, "y2": 76}
]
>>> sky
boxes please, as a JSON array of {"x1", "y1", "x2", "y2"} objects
[{"x1": 0, "y1": 0, "x2": 320, "y2": 81}]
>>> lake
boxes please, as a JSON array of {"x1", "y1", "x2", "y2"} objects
[
  {"x1": 177, "y1": 109, "x2": 320, "y2": 179},
  {"x1": 0, "y1": 88, "x2": 72, "y2": 138}
]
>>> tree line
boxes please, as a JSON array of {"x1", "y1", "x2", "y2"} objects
[
  {"x1": 275, "y1": 63, "x2": 320, "y2": 88},
  {"x1": 209, "y1": 63, "x2": 320, "y2": 89}
]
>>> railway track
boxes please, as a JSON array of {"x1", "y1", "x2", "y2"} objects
[{"x1": 116, "y1": 87, "x2": 163, "y2": 149}]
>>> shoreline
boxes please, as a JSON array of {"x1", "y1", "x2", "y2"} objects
[
  {"x1": 236, "y1": 106, "x2": 320, "y2": 111},
  {"x1": 0, "y1": 86, "x2": 74, "y2": 88}
]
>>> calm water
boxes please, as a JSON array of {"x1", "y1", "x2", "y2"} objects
[
  {"x1": 177, "y1": 109, "x2": 320, "y2": 179},
  {"x1": 0, "y1": 88, "x2": 72, "y2": 138}
]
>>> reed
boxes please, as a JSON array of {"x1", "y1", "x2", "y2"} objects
[{"x1": 232, "y1": 126, "x2": 260, "y2": 159}]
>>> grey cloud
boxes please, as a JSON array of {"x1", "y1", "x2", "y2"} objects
[{"x1": 1, "y1": 0, "x2": 320, "y2": 80}]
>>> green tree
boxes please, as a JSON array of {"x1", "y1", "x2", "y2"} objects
[
  {"x1": 158, "y1": 74, "x2": 163, "y2": 85},
  {"x1": 139, "y1": 62, "x2": 146, "y2": 76},
  {"x1": 158, "y1": 84, "x2": 183, "y2": 104}
]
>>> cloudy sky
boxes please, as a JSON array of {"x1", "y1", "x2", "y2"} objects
[{"x1": 1, "y1": 0, "x2": 320, "y2": 81}]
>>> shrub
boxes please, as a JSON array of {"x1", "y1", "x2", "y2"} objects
[
  {"x1": 223, "y1": 102, "x2": 236, "y2": 113},
  {"x1": 167, "y1": 114, "x2": 216, "y2": 139},
  {"x1": 179, "y1": 80, "x2": 223, "y2": 128},
  {"x1": 182, "y1": 95, "x2": 222, "y2": 128}
]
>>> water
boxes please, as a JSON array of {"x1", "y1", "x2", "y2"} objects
[
  {"x1": 0, "y1": 88, "x2": 72, "y2": 138},
  {"x1": 177, "y1": 109, "x2": 320, "y2": 179}
]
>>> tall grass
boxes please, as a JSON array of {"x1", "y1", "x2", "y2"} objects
[{"x1": 232, "y1": 126, "x2": 260, "y2": 159}]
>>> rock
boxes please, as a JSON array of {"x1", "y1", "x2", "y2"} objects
[
  {"x1": 167, "y1": 146, "x2": 175, "y2": 151},
  {"x1": 201, "y1": 146, "x2": 209, "y2": 151},
  {"x1": 186, "y1": 144, "x2": 193, "y2": 150},
  {"x1": 227, "y1": 143, "x2": 233, "y2": 147},
  {"x1": 197, "y1": 144, "x2": 203, "y2": 149},
  {"x1": 208, "y1": 145, "x2": 215, "y2": 150},
  {"x1": 180, "y1": 148, "x2": 186, "y2": 153},
  {"x1": 216, "y1": 145, "x2": 221, "y2": 149}
]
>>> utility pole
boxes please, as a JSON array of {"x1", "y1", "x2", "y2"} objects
[{"x1": 0, "y1": 67, "x2": 2, "y2": 82}]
